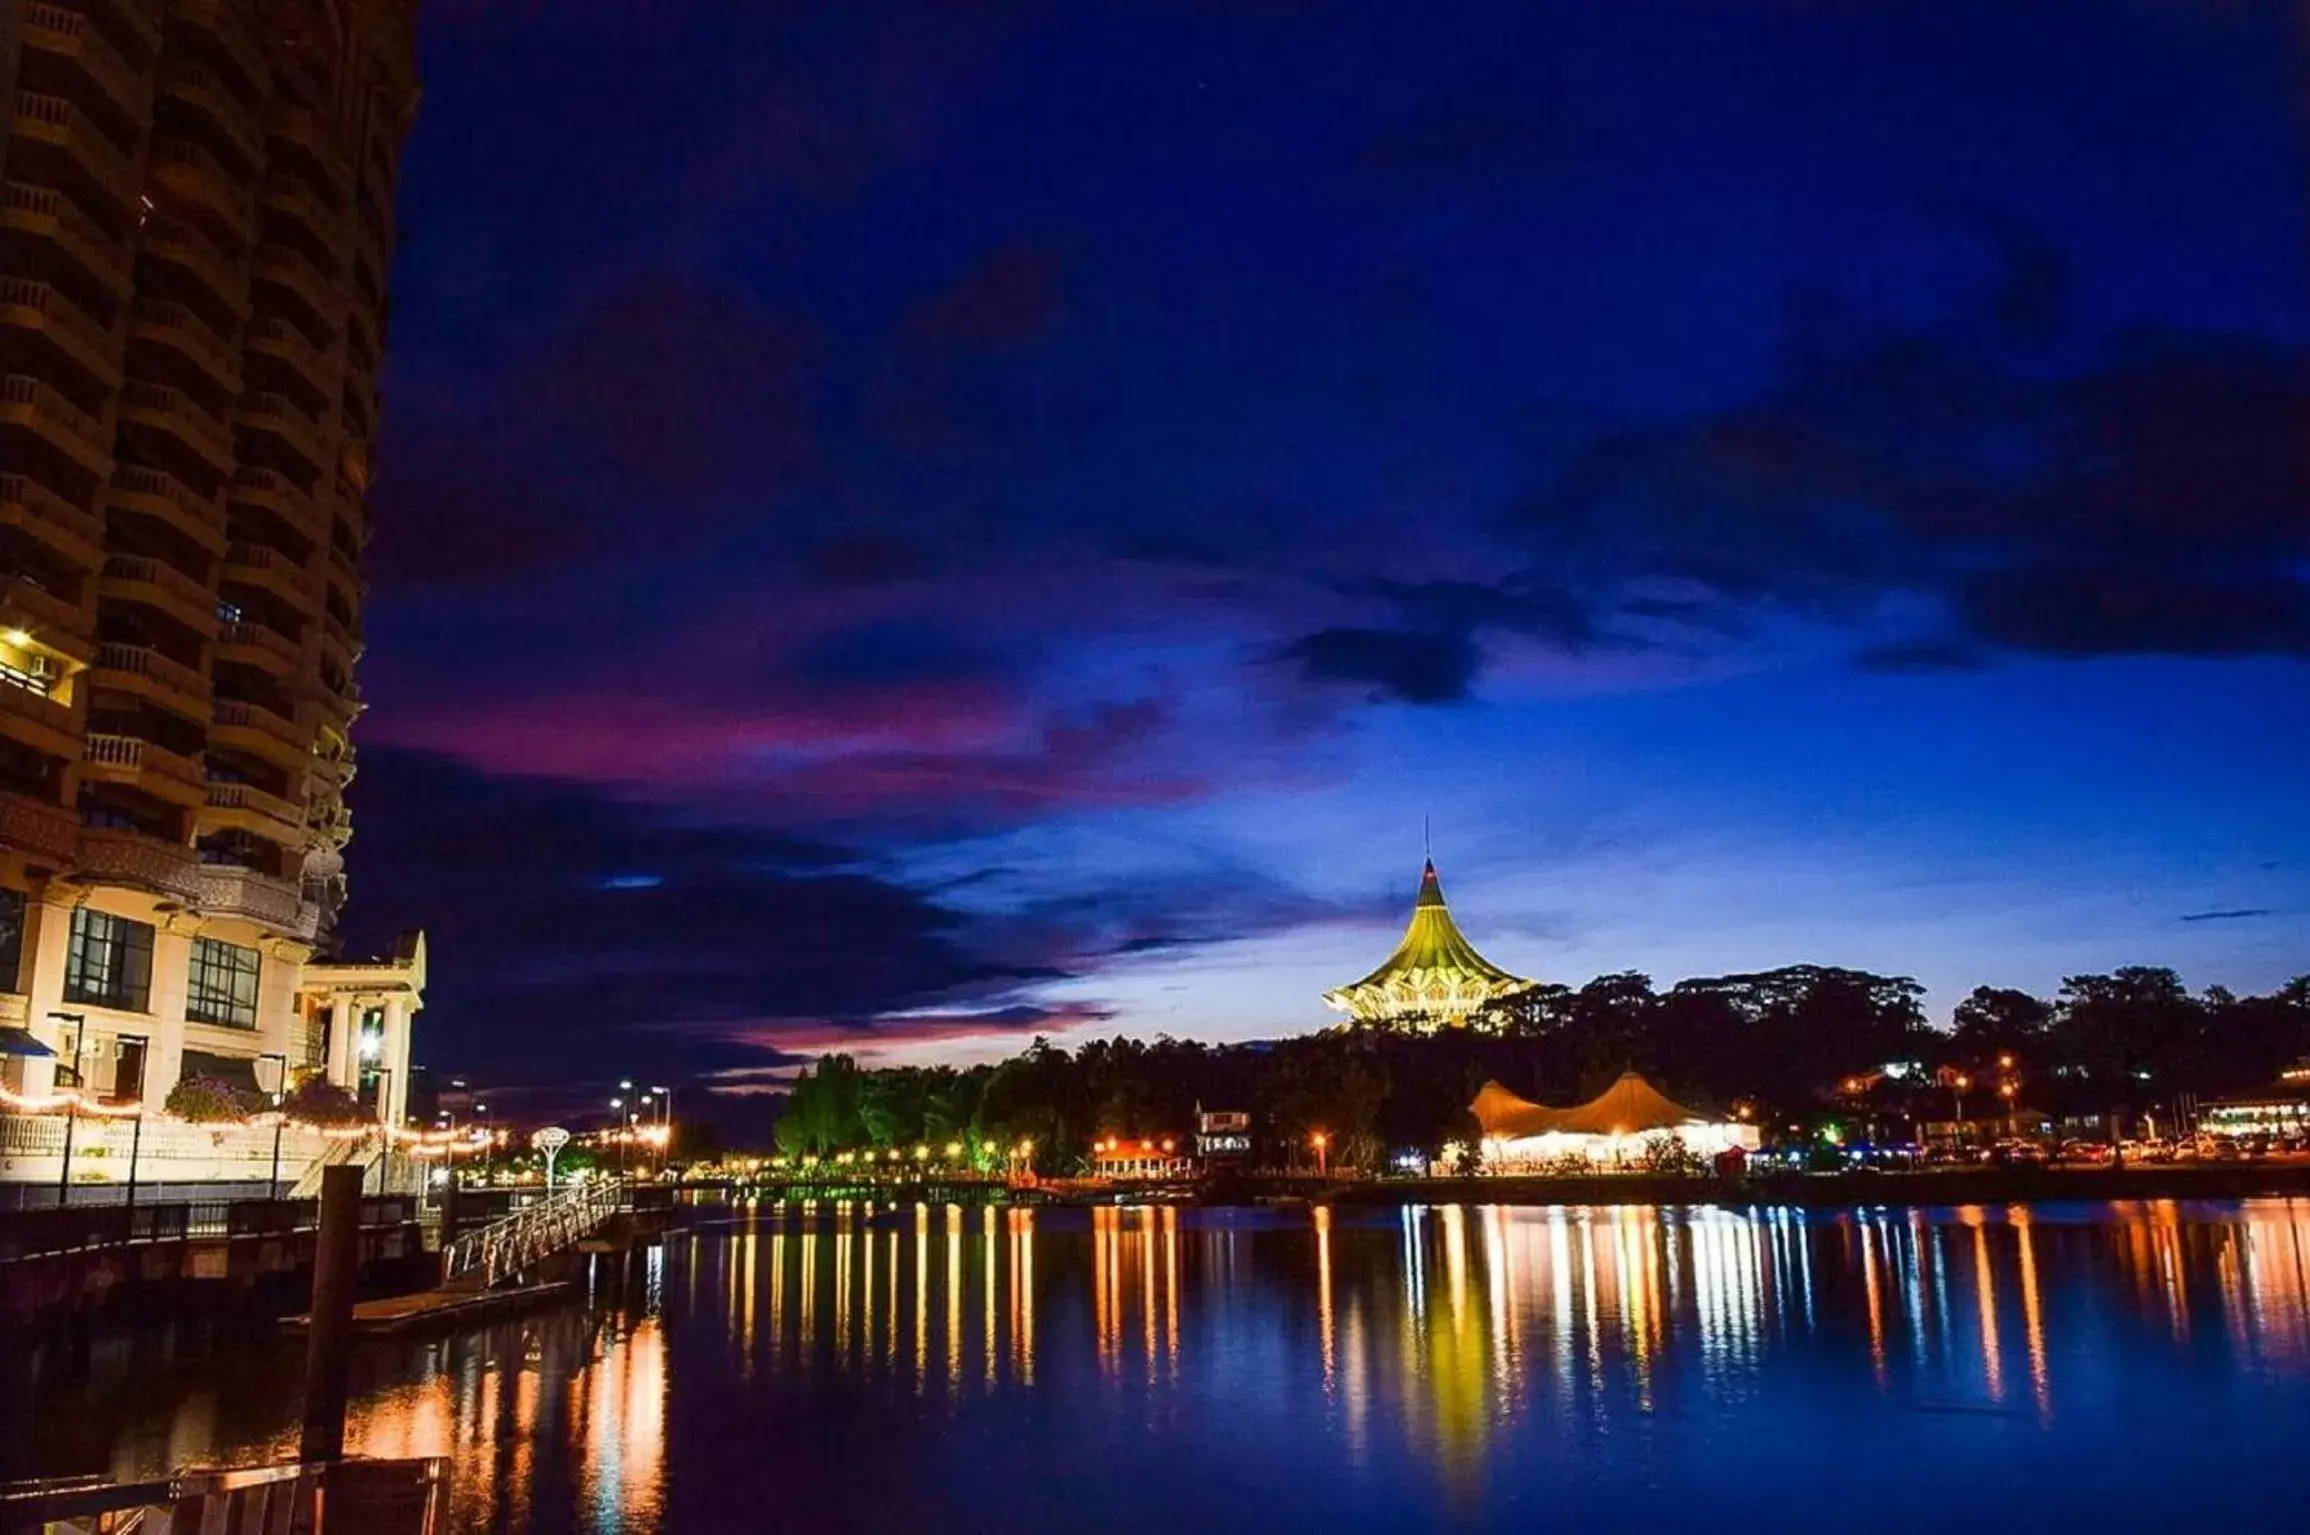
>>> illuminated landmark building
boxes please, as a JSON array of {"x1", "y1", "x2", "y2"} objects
[
  {"x1": 0, "y1": 1, "x2": 422, "y2": 1127},
  {"x1": 1323, "y1": 859, "x2": 1536, "y2": 1031}
]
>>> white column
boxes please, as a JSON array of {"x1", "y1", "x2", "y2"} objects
[
  {"x1": 324, "y1": 995, "x2": 356, "y2": 1088},
  {"x1": 381, "y1": 995, "x2": 413, "y2": 1126},
  {"x1": 146, "y1": 921, "x2": 194, "y2": 1099}
]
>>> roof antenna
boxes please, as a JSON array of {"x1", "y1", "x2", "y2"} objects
[{"x1": 1423, "y1": 814, "x2": 1432, "y2": 864}]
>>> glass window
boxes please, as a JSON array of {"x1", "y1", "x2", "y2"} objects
[
  {"x1": 63, "y1": 909, "x2": 154, "y2": 1012},
  {"x1": 186, "y1": 937, "x2": 262, "y2": 1029},
  {"x1": 0, "y1": 888, "x2": 25, "y2": 992}
]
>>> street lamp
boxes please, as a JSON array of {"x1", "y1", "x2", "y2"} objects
[
  {"x1": 50, "y1": 1012, "x2": 85, "y2": 1207},
  {"x1": 1311, "y1": 1130, "x2": 1330, "y2": 1177},
  {"x1": 115, "y1": 1031, "x2": 148, "y2": 1212},
  {"x1": 257, "y1": 1053, "x2": 288, "y2": 1199}
]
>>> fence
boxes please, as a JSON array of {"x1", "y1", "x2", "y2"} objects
[{"x1": 0, "y1": 1196, "x2": 417, "y2": 1263}]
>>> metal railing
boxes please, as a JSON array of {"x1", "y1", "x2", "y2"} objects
[
  {"x1": 442, "y1": 1179, "x2": 623, "y2": 1290},
  {"x1": 0, "y1": 1196, "x2": 415, "y2": 1262}
]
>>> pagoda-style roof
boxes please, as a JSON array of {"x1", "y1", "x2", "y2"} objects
[
  {"x1": 1322, "y1": 860, "x2": 1535, "y2": 1029},
  {"x1": 1471, "y1": 1073, "x2": 1713, "y2": 1139}
]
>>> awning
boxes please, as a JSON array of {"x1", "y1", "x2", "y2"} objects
[
  {"x1": 0, "y1": 1026, "x2": 56, "y2": 1059},
  {"x1": 179, "y1": 1050, "x2": 262, "y2": 1095}
]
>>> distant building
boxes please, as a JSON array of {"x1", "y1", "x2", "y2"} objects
[
  {"x1": 1323, "y1": 860, "x2": 1536, "y2": 1031},
  {"x1": 1471, "y1": 1073, "x2": 1759, "y2": 1168},
  {"x1": 1091, "y1": 1135, "x2": 1190, "y2": 1181},
  {"x1": 2200, "y1": 1059, "x2": 2310, "y2": 1140},
  {"x1": 1196, "y1": 1108, "x2": 1251, "y2": 1160}
]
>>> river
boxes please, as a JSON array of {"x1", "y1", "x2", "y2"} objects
[{"x1": 10, "y1": 1199, "x2": 2310, "y2": 1532}]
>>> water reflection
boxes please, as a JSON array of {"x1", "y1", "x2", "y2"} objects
[{"x1": 10, "y1": 1198, "x2": 2310, "y2": 1533}]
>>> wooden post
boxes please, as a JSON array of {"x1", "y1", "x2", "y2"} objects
[
  {"x1": 300, "y1": 1164, "x2": 363, "y2": 1462},
  {"x1": 437, "y1": 1178, "x2": 462, "y2": 1283}
]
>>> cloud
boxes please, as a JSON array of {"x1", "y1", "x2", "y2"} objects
[
  {"x1": 1500, "y1": 232, "x2": 2310, "y2": 663},
  {"x1": 2178, "y1": 908, "x2": 2274, "y2": 924},
  {"x1": 1278, "y1": 627, "x2": 1481, "y2": 704},
  {"x1": 906, "y1": 243, "x2": 1068, "y2": 350}
]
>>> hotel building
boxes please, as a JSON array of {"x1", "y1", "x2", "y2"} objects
[{"x1": 0, "y1": 0, "x2": 421, "y2": 1134}]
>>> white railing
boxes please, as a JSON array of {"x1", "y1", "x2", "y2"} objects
[{"x1": 442, "y1": 1179, "x2": 624, "y2": 1290}]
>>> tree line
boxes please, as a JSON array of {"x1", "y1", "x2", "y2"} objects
[{"x1": 770, "y1": 965, "x2": 2310, "y2": 1171}]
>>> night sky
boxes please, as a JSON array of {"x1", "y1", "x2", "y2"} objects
[{"x1": 340, "y1": 1, "x2": 2310, "y2": 1113}]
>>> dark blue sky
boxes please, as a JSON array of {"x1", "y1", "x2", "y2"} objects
[{"x1": 341, "y1": 1, "x2": 2310, "y2": 1105}]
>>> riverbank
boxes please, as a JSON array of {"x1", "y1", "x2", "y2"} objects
[{"x1": 1252, "y1": 1161, "x2": 2310, "y2": 1208}]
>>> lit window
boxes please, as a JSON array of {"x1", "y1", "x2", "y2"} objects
[
  {"x1": 64, "y1": 909, "x2": 155, "y2": 1012},
  {"x1": 186, "y1": 938, "x2": 262, "y2": 1029}
]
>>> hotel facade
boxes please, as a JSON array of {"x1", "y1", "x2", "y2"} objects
[{"x1": 0, "y1": 0, "x2": 421, "y2": 1138}]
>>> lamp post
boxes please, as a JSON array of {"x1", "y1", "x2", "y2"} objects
[
  {"x1": 257, "y1": 1053, "x2": 288, "y2": 1200},
  {"x1": 49, "y1": 1012, "x2": 85, "y2": 1208},
  {"x1": 116, "y1": 1031, "x2": 148, "y2": 1213},
  {"x1": 1311, "y1": 1130, "x2": 1330, "y2": 1178}
]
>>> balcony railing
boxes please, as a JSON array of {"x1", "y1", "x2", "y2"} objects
[
  {"x1": 268, "y1": 103, "x2": 350, "y2": 193},
  {"x1": 0, "y1": 571, "x2": 86, "y2": 633},
  {"x1": 190, "y1": 862, "x2": 314, "y2": 937},
  {"x1": 75, "y1": 824, "x2": 203, "y2": 903},
  {"x1": 0, "y1": 472, "x2": 105, "y2": 553},
  {"x1": 160, "y1": 63, "x2": 262, "y2": 164},
  {"x1": 204, "y1": 778, "x2": 305, "y2": 830},
  {"x1": 220, "y1": 619, "x2": 302, "y2": 669},
  {"x1": 140, "y1": 220, "x2": 249, "y2": 317},
  {"x1": 0, "y1": 278, "x2": 124, "y2": 377},
  {"x1": 95, "y1": 641, "x2": 210, "y2": 702},
  {"x1": 11, "y1": 93, "x2": 139, "y2": 211},
  {"x1": 149, "y1": 139, "x2": 255, "y2": 236},
  {"x1": 0, "y1": 676, "x2": 77, "y2": 741},
  {"x1": 0, "y1": 374, "x2": 113, "y2": 469},
  {"x1": 102, "y1": 553, "x2": 218, "y2": 627},
  {"x1": 129, "y1": 296, "x2": 241, "y2": 391},
  {"x1": 86, "y1": 731, "x2": 205, "y2": 791},
  {"x1": 24, "y1": 3, "x2": 151, "y2": 124},
  {"x1": 214, "y1": 698, "x2": 308, "y2": 750},
  {"x1": 251, "y1": 245, "x2": 342, "y2": 326},
  {"x1": 0, "y1": 789, "x2": 80, "y2": 864},
  {"x1": 120, "y1": 380, "x2": 235, "y2": 471},
  {"x1": 236, "y1": 390, "x2": 328, "y2": 470},
  {"x1": 176, "y1": 0, "x2": 269, "y2": 102},
  {"x1": 1, "y1": 181, "x2": 129, "y2": 284},
  {"x1": 109, "y1": 464, "x2": 228, "y2": 549},
  {"x1": 244, "y1": 313, "x2": 332, "y2": 380}
]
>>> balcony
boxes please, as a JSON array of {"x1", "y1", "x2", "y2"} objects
[
  {"x1": 0, "y1": 789, "x2": 80, "y2": 866},
  {"x1": 260, "y1": 172, "x2": 350, "y2": 256},
  {"x1": 268, "y1": 104, "x2": 350, "y2": 197},
  {"x1": 189, "y1": 863, "x2": 315, "y2": 939},
  {"x1": 101, "y1": 553, "x2": 218, "y2": 633},
  {"x1": 76, "y1": 824, "x2": 203, "y2": 904},
  {"x1": 11, "y1": 93, "x2": 140, "y2": 219},
  {"x1": 0, "y1": 373, "x2": 114, "y2": 474},
  {"x1": 148, "y1": 139, "x2": 254, "y2": 240},
  {"x1": 202, "y1": 778, "x2": 304, "y2": 836},
  {"x1": 217, "y1": 618, "x2": 301, "y2": 675},
  {"x1": 235, "y1": 390, "x2": 329, "y2": 474},
  {"x1": 0, "y1": 570, "x2": 88, "y2": 637},
  {"x1": 159, "y1": 64, "x2": 260, "y2": 166},
  {"x1": 107, "y1": 464, "x2": 226, "y2": 552},
  {"x1": 0, "y1": 673, "x2": 80, "y2": 757},
  {"x1": 23, "y1": 3, "x2": 152, "y2": 126},
  {"x1": 85, "y1": 731, "x2": 206, "y2": 803},
  {"x1": 228, "y1": 465, "x2": 327, "y2": 542},
  {"x1": 0, "y1": 181, "x2": 129, "y2": 289},
  {"x1": 119, "y1": 380, "x2": 234, "y2": 473},
  {"x1": 212, "y1": 698, "x2": 310, "y2": 768},
  {"x1": 139, "y1": 220, "x2": 248, "y2": 318},
  {"x1": 243, "y1": 314, "x2": 335, "y2": 397},
  {"x1": 0, "y1": 277, "x2": 125, "y2": 386},
  {"x1": 128, "y1": 296, "x2": 240, "y2": 394},
  {"x1": 250, "y1": 245, "x2": 342, "y2": 329},
  {"x1": 0, "y1": 471, "x2": 105, "y2": 566},
  {"x1": 175, "y1": 0, "x2": 269, "y2": 103},
  {"x1": 223, "y1": 541, "x2": 316, "y2": 610},
  {"x1": 93, "y1": 641, "x2": 209, "y2": 714}
]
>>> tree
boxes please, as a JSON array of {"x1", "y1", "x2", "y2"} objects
[{"x1": 1949, "y1": 986, "x2": 2053, "y2": 1061}]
